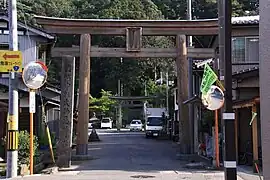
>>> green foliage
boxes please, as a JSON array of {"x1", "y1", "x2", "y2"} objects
[
  {"x1": 8, "y1": 0, "x2": 259, "y2": 97},
  {"x1": 18, "y1": 131, "x2": 39, "y2": 165},
  {"x1": 39, "y1": 131, "x2": 56, "y2": 147},
  {"x1": 98, "y1": 0, "x2": 163, "y2": 19},
  {"x1": 146, "y1": 80, "x2": 166, "y2": 97},
  {"x1": 152, "y1": 0, "x2": 258, "y2": 19},
  {"x1": 16, "y1": 0, "x2": 75, "y2": 25},
  {"x1": 145, "y1": 80, "x2": 167, "y2": 107},
  {"x1": 38, "y1": 135, "x2": 48, "y2": 146},
  {"x1": 0, "y1": 144, "x2": 4, "y2": 158},
  {"x1": 90, "y1": 89, "x2": 116, "y2": 117}
]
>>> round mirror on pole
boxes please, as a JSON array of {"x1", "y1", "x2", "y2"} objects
[
  {"x1": 21, "y1": 61, "x2": 48, "y2": 175},
  {"x1": 22, "y1": 61, "x2": 48, "y2": 89},
  {"x1": 201, "y1": 85, "x2": 224, "y2": 111}
]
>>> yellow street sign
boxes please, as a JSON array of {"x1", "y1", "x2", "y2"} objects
[
  {"x1": 8, "y1": 115, "x2": 17, "y2": 130},
  {"x1": 0, "y1": 50, "x2": 23, "y2": 73}
]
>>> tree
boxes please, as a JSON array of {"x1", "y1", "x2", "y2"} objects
[
  {"x1": 11, "y1": 0, "x2": 259, "y2": 97},
  {"x1": 72, "y1": 0, "x2": 175, "y2": 97},
  {"x1": 144, "y1": 80, "x2": 167, "y2": 107},
  {"x1": 16, "y1": 0, "x2": 75, "y2": 25},
  {"x1": 89, "y1": 90, "x2": 116, "y2": 117},
  {"x1": 152, "y1": 0, "x2": 257, "y2": 20}
]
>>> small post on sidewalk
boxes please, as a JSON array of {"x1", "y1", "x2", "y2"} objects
[
  {"x1": 214, "y1": 110, "x2": 220, "y2": 167},
  {"x1": 22, "y1": 61, "x2": 48, "y2": 175}
]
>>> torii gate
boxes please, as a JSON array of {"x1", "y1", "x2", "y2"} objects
[{"x1": 34, "y1": 16, "x2": 218, "y2": 167}]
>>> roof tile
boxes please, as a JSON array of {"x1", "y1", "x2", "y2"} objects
[{"x1": 232, "y1": 15, "x2": 259, "y2": 25}]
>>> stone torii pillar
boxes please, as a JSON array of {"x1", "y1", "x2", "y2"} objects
[
  {"x1": 76, "y1": 34, "x2": 91, "y2": 155},
  {"x1": 57, "y1": 56, "x2": 75, "y2": 167}
]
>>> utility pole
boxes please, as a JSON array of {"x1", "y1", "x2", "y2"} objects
[
  {"x1": 187, "y1": 0, "x2": 194, "y2": 153},
  {"x1": 166, "y1": 71, "x2": 169, "y2": 113},
  {"x1": 117, "y1": 79, "x2": 122, "y2": 131},
  {"x1": 117, "y1": 57, "x2": 123, "y2": 131},
  {"x1": 6, "y1": 0, "x2": 19, "y2": 177},
  {"x1": 260, "y1": 0, "x2": 270, "y2": 178},
  {"x1": 218, "y1": 0, "x2": 237, "y2": 179}
]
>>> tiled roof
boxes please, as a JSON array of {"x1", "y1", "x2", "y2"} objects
[
  {"x1": 232, "y1": 15, "x2": 259, "y2": 25},
  {"x1": 232, "y1": 66, "x2": 259, "y2": 76},
  {"x1": 192, "y1": 59, "x2": 214, "y2": 71}
]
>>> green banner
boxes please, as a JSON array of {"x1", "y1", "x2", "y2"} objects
[{"x1": 200, "y1": 64, "x2": 218, "y2": 94}]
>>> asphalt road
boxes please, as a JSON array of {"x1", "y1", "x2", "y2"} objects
[
  {"x1": 11, "y1": 129, "x2": 260, "y2": 180},
  {"x1": 85, "y1": 129, "x2": 183, "y2": 172}
]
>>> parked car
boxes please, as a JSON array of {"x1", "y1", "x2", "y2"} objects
[
  {"x1": 88, "y1": 118, "x2": 101, "y2": 129},
  {"x1": 101, "y1": 118, "x2": 113, "y2": 129},
  {"x1": 130, "y1": 119, "x2": 143, "y2": 131}
]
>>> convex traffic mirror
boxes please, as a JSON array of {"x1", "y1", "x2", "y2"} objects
[{"x1": 201, "y1": 85, "x2": 224, "y2": 111}]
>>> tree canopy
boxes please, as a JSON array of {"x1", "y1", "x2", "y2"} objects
[
  {"x1": 89, "y1": 89, "x2": 116, "y2": 117},
  {"x1": 0, "y1": 0, "x2": 258, "y2": 99}
]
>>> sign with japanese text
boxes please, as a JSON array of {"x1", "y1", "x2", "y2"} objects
[
  {"x1": 29, "y1": 91, "x2": 36, "y2": 113},
  {"x1": 0, "y1": 50, "x2": 23, "y2": 73},
  {"x1": 200, "y1": 64, "x2": 218, "y2": 94}
]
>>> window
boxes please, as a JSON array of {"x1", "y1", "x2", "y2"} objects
[
  {"x1": 147, "y1": 117, "x2": 164, "y2": 126},
  {"x1": 102, "y1": 119, "x2": 110, "y2": 123},
  {"x1": 232, "y1": 37, "x2": 245, "y2": 63},
  {"x1": 0, "y1": 44, "x2": 9, "y2": 50},
  {"x1": 131, "y1": 120, "x2": 141, "y2": 124},
  {"x1": 232, "y1": 37, "x2": 259, "y2": 63},
  {"x1": 246, "y1": 37, "x2": 259, "y2": 62},
  {"x1": 0, "y1": 43, "x2": 20, "y2": 50},
  {"x1": 3, "y1": 30, "x2": 24, "y2": 35}
]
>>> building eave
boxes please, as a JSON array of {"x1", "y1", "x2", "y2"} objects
[
  {"x1": 0, "y1": 15, "x2": 55, "y2": 40},
  {"x1": 0, "y1": 77, "x2": 60, "y2": 103},
  {"x1": 232, "y1": 67, "x2": 259, "y2": 80}
]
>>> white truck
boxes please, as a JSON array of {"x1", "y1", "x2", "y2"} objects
[{"x1": 144, "y1": 107, "x2": 167, "y2": 138}]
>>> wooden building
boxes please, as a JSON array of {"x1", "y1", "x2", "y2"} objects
[
  {"x1": 172, "y1": 15, "x2": 260, "y2": 170},
  {"x1": 0, "y1": 15, "x2": 60, "y2": 159}
]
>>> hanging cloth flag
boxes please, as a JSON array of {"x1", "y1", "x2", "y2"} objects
[{"x1": 200, "y1": 64, "x2": 218, "y2": 94}]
